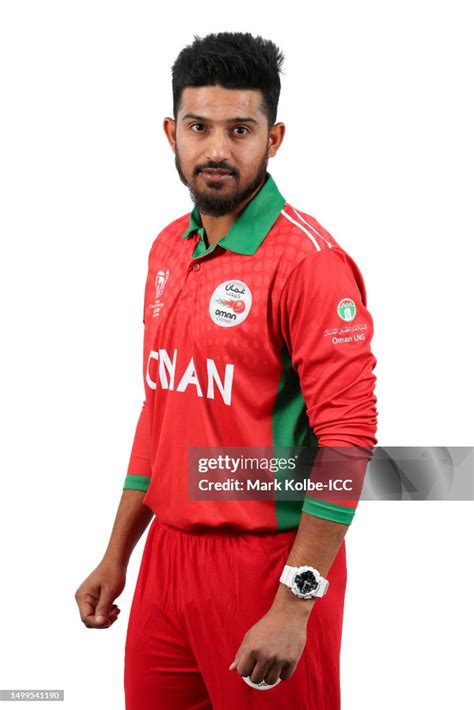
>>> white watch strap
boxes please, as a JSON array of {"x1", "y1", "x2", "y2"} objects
[
  {"x1": 279, "y1": 565, "x2": 329, "y2": 597},
  {"x1": 280, "y1": 565, "x2": 297, "y2": 587},
  {"x1": 315, "y1": 576, "x2": 329, "y2": 597}
]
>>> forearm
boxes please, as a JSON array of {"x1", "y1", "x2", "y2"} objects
[
  {"x1": 271, "y1": 512, "x2": 348, "y2": 619},
  {"x1": 101, "y1": 489, "x2": 154, "y2": 568}
]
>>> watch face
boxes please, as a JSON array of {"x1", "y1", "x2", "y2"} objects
[{"x1": 294, "y1": 570, "x2": 319, "y2": 596}]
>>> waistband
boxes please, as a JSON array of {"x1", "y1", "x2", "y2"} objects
[{"x1": 152, "y1": 516, "x2": 298, "y2": 542}]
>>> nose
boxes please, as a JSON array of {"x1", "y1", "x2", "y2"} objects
[{"x1": 205, "y1": 127, "x2": 231, "y2": 164}]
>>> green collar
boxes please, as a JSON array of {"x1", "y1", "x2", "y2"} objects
[{"x1": 181, "y1": 172, "x2": 285, "y2": 256}]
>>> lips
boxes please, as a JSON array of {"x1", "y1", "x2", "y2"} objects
[
  {"x1": 199, "y1": 169, "x2": 234, "y2": 184},
  {"x1": 200, "y1": 168, "x2": 233, "y2": 176}
]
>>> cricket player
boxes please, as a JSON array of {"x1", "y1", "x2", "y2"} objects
[{"x1": 75, "y1": 31, "x2": 378, "y2": 709}]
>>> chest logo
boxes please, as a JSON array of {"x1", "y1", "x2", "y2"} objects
[{"x1": 209, "y1": 280, "x2": 252, "y2": 328}]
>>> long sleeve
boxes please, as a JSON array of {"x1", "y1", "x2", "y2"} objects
[
  {"x1": 122, "y1": 271, "x2": 153, "y2": 493},
  {"x1": 279, "y1": 246, "x2": 378, "y2": 524},
  {"x1": 123, "y1": 398, "x2": 152, "y2": 491}
]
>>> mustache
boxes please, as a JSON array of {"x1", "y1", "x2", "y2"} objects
[{"x1": 193, "y1": 162, "x2": 239, "y2": 177}]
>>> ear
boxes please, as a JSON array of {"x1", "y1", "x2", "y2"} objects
[
  {"x1": 163, "y1": 117, "x2": 177, "y2": 153},
  {"x1": 268, "y1": 122, "x2": 286, "y2": 158}
]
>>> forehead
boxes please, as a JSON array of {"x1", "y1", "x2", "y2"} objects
[{"x1": 178, "y1": 85, "x2": 265, "y2": 121}]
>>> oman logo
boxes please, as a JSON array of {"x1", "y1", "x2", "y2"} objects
[
  {"x1": 337, "y1": 297, "x2": 356, "y2": 322},
  {"x1": 209, "y1": 280, "x2": 252, "y2": 328}
]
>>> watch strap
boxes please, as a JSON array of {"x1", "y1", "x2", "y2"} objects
[{"x1": 279, "y1": 564, "x2": 329, "y2": 597}]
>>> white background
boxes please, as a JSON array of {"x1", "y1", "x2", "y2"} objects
[{"x1": 0, "y1": 1, "x2": 473, "y2": 708}]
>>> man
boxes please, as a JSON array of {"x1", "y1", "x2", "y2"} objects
[{"x1": 75, "y1": 32, "x2": 378, "y2": 709}]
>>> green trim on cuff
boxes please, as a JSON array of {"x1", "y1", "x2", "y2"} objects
[
  {"x1": 123, "y1": 474, "x2": 151, "y2": 492},
  {"x1": 301, "y1": 497, "x2": 356, "y2": 525}
]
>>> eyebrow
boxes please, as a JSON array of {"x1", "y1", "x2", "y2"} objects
[{"x1": 181, "y1": 113, "x2": 259, "y2": 125}]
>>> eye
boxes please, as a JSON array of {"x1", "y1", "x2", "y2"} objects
[
  {"x1": 233, "y1": 126, "x2": 249, "y2": 136},
  {"x1": 190, "y1": 123, "x2": 206, "y2": 132}
]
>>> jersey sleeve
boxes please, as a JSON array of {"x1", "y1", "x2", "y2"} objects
[
  {"x1": 279, "y1": 246, "x2": 378, "y2": 524},
  {"x1": 123, "y1": 398, "x2": 152, "y2": 491},
  {"x1": 122, "y1": 259, "x2": 153, "y2": 493}
]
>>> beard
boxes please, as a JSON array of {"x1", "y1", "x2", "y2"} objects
[{"x1": 174, "y1": 145, "x2": 269, "y2": 217}]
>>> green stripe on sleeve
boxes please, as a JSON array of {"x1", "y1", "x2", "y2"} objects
[
  {"x1": 302, "y1": 497, "x2": 355, "y2": 525},
  {"x1": 123, "y1": 474, "x2": 151, "y2": 492},
  {"x1": 272, "y1": 345, "x2": 319, "y2": 530}
]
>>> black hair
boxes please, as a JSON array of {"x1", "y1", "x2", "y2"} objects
[{"x1": 171, "y1": 32, "x2": 285, "y2": 126}]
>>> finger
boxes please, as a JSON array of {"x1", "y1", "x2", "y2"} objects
[
  {"x1": 264, "y1": 662, "x2": 285, "y2": 686},
  {"x1": 78, "y1": 599, "x2": 97, "y2": 623},
  {"x1": 81, "y1": 612, "x2": 112, "y2": 629},
  {"x1": 236, "y1": 652, "x2": 258, "y2": 679},
  {"x1": 249, "y1": 659, "x2": 272, "y2": 685},
  {"x1": 280, "y1": 661, "x2": 296, "y2": 681},
  {"x1": 95, "y1": 588, "x2": 115, "y2": 624},
  {"x1": 229, "y1": 641, "x2": 245, "y2": 671},
  {"x1": 82, "y1": 605, "x2": 121, "y2": 629},
  {"x1": 76, "y1": 588, "x2": 101, "y2": 617}
]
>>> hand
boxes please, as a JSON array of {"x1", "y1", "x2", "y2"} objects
[
  {"x1": 74, "y1": 559, "x2": 126, "y2": 629},
  {"x1": 228, "y1": 604, "x2": 309, "y2": 686}
]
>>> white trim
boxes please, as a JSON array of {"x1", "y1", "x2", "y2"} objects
[
  {"x1": 281, "y1": 209, "x2": 321, "y2": 251},
  {"x1": 290, "y1": 207, "x2": 333, "y2": 248}
]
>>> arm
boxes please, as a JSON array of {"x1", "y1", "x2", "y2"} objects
[
  {"x1": 230, "y1": 246, "x2": 378, "y2": 683},
  {"x1": 74, "y1": 491, "x2": 154, "y2": 630},
  {"x1": 273, "y1": 512, "x2": 348, "y2": 606},
  {"x1": 75, "y1": 248, "x2": 155, "y2": 629},
  {"x1": 229, "y1": 513, "x2": 347, "y2": 683},
  {"x1": 101, "y1": 489, "x2": 154, "y2": 568}
]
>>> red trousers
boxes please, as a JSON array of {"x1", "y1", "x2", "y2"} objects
[{"x1": 124, "y1": 517, "x2": 347, "y2": 709}]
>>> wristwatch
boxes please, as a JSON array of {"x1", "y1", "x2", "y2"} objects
[{"x1": 279, "y1": 565, "x2": 329, "y2": 599}]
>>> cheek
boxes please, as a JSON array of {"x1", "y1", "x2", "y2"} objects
[
  {"x1": 239, "y1": 146, "x2": 267, "y2": 173},
  {"x1": 176, "y1": 131, "x2": 198, "y2": 157},
  {"x1": 241, "y1": 138, "x2": 268, "y2": 162},
  {"x1": 177, "y1": 141, "x2": 199, "y2": 172}
]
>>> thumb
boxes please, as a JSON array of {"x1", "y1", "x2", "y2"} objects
[
  {"x1": 95, "y1": 588, "x2": 114, "y2": 623},
  {"x1": 229, "y1": 652, "x2": 240, "y2": 671},
  {"x1": 229, "y1": 640, "x2": 244, "y2": 671}
]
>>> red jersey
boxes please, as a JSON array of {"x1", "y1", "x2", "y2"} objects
[{"x1": 123, "y1": 173, "x2": 378, "y2": 531}]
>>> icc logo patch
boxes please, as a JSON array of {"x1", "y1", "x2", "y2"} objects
[
  {"x1": 155, "y1": 269, "x2": 170, "y2": 299},
  {"x1": 149, "y1": 268, "x2": 170, "y2": 318}
]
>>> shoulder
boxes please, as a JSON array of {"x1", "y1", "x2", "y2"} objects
[
  {"x1": 268, "y1": 201, "x2": 354, "y2": 274},
  {"x1": 277, "y1": 202, "x2": 340, "y2": 254},
  {"x1": 268, "y1": 201, "x2": 343, "y2": 272},
  {"x1": 270, "y1": 202, "x2": 368, "y2": 299}
]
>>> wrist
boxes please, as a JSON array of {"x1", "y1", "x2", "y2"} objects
[
  {"x1": 101, "y1": 549, "x2": 130, "y2": 570},
  {"x1": 271, "y1": 585, "x2": 316, "y2": 621}
]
